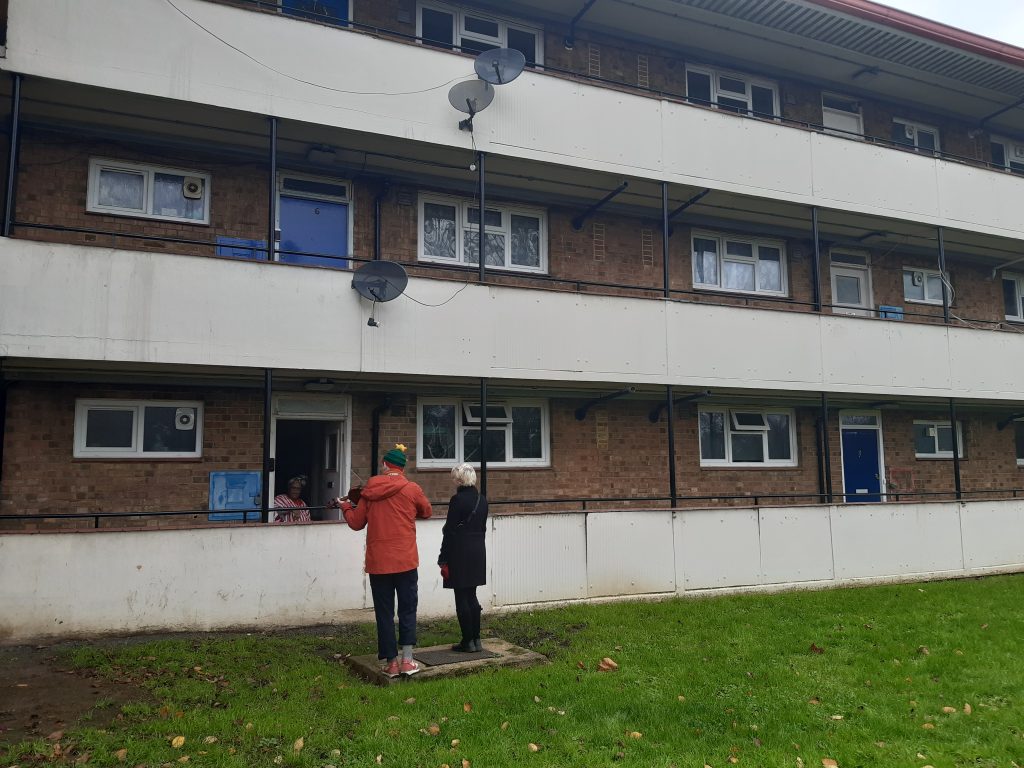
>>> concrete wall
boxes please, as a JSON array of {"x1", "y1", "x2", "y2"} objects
[
  {"x1": 5, "y1": 239, "x2": 1024, "y2": 400},
  {"x1": 3, "y1": 499, "x2": 1024, "y2": 642},
  {"x1": 5, "y1": 0, "x2": 1024, "y2": 241}
]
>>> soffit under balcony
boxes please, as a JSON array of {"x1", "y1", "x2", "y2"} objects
[{"x1": 474, "y1": 0, "x2": 1024, "y2": 135}]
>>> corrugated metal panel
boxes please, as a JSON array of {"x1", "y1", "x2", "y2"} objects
[
  {"x1": 675, "y1": 509, "x2": 761, "y2": 589},
  {"x1": 490, "y1": 515, "x2": 587, "y2": 606},
  {"x1": 680, "y1": 0, "x2": 1024, "y2": 96},
  {"x1": 758, "y1": 506, "x2": 834, "y2": 584},
  {"x1": 586, "y1": 512, "x2": 675, "y2": 597}
]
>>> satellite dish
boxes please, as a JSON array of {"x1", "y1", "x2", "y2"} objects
[
  {"x1": 351, "y1": 260, "x2": 409, "y2": 303},
  {"x1": 448, "y1": 79, "x2": 494, "y2": 132},
  {"x1": 474, "y1": 48, "x2": 527, "y2": 85}
]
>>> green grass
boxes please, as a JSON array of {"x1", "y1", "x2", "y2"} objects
[{"x1": 5, "y1": 575, "x2": 1024, "y2": 767}]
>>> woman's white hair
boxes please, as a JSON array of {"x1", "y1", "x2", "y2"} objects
[{"x1": 451, "y1": 463, "x2": 477, "y2": 487}]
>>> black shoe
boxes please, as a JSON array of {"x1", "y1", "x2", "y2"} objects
[
  {"x1": 470, "y1": 639, "x2": 482, "y2": 652},
  {"x1": 451, "y1": 640, "x2": 476, "y2": 652}
]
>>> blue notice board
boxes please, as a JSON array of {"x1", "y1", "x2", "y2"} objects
[{"x1": 209, "y1": 471, "x2": 262, "y2": 522}]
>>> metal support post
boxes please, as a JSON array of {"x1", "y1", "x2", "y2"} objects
[
  {"x1": 478, "y1": 151, "x2": 486, "y2": 283},
  {"x1": 267, "y1": 116, "x2": 277, "y2": 261},
  {"x1": 938, "y1": 226, "x2": 951, "y2": 324},
  {"x1": 949, "y1": 398, "x2": 963, "y2": 500},
  {"x1": 820, "y1": 392, "x2": 833, "y2": 502},
  {"x1": 665, "y1": 385, "x2": 678, "y2": 507},
  {"x1": 811, "y1": 206, "x2": 822, "y2": 312},
  {"x1": 479, "y1": 378, "x2": 488, "y2": 495},
  {"x1": 261, "y1": 369, "x2": 274, "y2": 523},
  {"x1": 3, "y1": 74, "x2": 23, "y2": 238},
  {"x1": 662, "y1": 182, "x2": 671, "y2": 298}
]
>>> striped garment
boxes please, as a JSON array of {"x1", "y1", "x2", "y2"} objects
[{"x1": 272, "y1": 494, "x2": 311, "y2": 523}]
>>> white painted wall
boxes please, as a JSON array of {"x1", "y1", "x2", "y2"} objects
[
  {"x1": 3, "y1": 500, "x2": 1024, "y2": 642},
  {"x1": 5, "y1": 0, "x2": 1024, "y2": 240},
  {"x1": 5, "y1": 239, "x2": 1024, "y2": 400}
]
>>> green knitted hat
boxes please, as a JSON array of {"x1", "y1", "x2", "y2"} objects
[{"x1": 382, "y1": 444, "x2": 408, "y2": 467}]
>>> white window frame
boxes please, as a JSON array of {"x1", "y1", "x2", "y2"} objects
[
  {"x1": 821, "y1": 92, "x2": 864, "y2": 138},
  {"x1": 691, "y1": 231, "x2": 788, "y2": 297},
  {"x1": 74, "y1": 399, "x2": 204, "y2": 459},
  {"x1": 913, "y1": 420, "x2": 963, "y2": 460},
  {"x1": 418, "y1": 193, "x2": 548, "y2": 274},
  {"x1": 416, "y1": 1, "x2": 544, "y2": 65},
  {"x1": 275, "y1": 172, "x2": 354, "y2": 261},
  {"x1": 892, "y1": 118, "x2": 941, "y2": 153},
  {"x1": 685, "y1": 65, "x2": 779, "y2": 119},
  {"x1": 87, "y1": 158, "x2": 211, "y2": 225},
  {"x1": 698, "y1": 407, "x2": 797, "y2": 468},
  {"x1": 830, "y1": 250, "x2": 873, "y2": 316},
  {"x1": 1003, "y1": 272, "x2": 1024, "y2": 322},
  {"x1": 989, "y1": 135, "x2": 1024, "y2": 173},
  {"x1": 1014, "y1": 418, "x2": 1024, "y2": 467},
  {"x1": 902, "y1": 267, "x2": 947, "y2": 306},
  {"x1": 417, "y1": 398, "x2": 550, "y2": 469}
]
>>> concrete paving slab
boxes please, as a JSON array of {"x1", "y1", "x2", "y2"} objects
[{"x1": 343, "y1": 639, "x2": 547, "y2": 686}]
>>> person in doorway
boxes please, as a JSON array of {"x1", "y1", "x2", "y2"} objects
[
  {"x1": 438, "y1": 463, "x2": 488, "y2": 652},
  {"x1": 337, "y1": 444, "x2": 432, "y2": 677},
  {"x1": 273, "y1": 475, "x2": 311, "y2": 523}
]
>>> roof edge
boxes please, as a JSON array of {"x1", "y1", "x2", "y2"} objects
[{"x1": 804, "y1": 0, "x2": 1024, "y2": 70}]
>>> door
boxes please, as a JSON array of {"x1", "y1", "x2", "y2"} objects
[
  {"x1": 831, "y1": 266, "x2": 872, "y2": 317},
  {"x1": 277, "y1": 176, "x2": 350, "y2": 269},
  {"x1": 322, "y1": 423, "x2": 343, "y2": 520},
  {"x1": 841, "y1": 429, "x2": 882, "y2": 503}
]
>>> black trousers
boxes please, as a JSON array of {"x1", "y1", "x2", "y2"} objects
[
  {"x1": 368, "y1": 569, "x2": 418, "y2": 660},
  {"x1": 453, "y1": 586, "x2": 481, "y2": 642}
]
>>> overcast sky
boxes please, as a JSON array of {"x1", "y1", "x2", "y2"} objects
[{"x1": 880, "y1": 0, "x2": 1024, "y2": 47}]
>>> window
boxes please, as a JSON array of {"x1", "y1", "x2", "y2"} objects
[
  {"x1": 913, "y1": 420, "x2": 963, "y2": 459},
  {"x1": 87, "y1": 159, "x2": 211, "y2": 224},
  {"x1": 990, "y1": 136, "x2": 1024, "y2": 174},
  {"x1": 1015, "y1": 420, "x2": 1024, "y2": 466},
  {"x1": 891, "y1": 118, "x2": 940, "y2": 153},
  {"x1": 699, "y1": 407, "x2": 796, "y2": 467},
  {"x1": 1003, "y1": 274, "x2": 1024, "y2": 321},
  {"x1": 902, "y1": 267, "x2": 947, "y2": 305},
  {"x1": 418, "y1": 2, "x2": 542, "y2": 65},
  {"x1": 74, "y1": 400, "x2": 203, "y2": 459},
  {"x1": 830, "y1": 251, "x2": 873, "y2": 316},
  {"x1": 692, "y1": 232, "x2": 787, "y2": 296},
  {"x1": 685, "y1": 66, "x2": 778, "y2": 118},
  {"x1": 821, "y1": 93, "x2": 863, "y2": 138},
  {"x1": 418, "y1": 399, "x2": 549, "y2": 468},
  {"x1": 279, "y1": 0, "x2": 349, "y2": 24},
  {"x1": 419, "y1": 194, "x2": 546, "y2": 273}
]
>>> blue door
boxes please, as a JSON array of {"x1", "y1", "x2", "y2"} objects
[
  {"x1": 279, "y1": 195, "x2": 349, "y2": 269},
  {"x1": 841, "y1": 429, "x2": 882, "y2": 503}
]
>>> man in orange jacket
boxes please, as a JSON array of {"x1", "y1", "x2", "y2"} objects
[{"x1": 338, "y1": 444, "x2": 432, "y2": 677}]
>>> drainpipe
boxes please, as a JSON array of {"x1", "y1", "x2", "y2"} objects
[
  {"x1": 0, "y1": 367, "x2": 8, "y2": 490},
  {"x1": 665, "y1": 385, "x2": 678, "y2": 507},
  {"x1": 820, "y1": 393, "x2": 833, "y2": 503},
  {"x1": 811, "y1": 206, "x2": 823, "y2": 313},
  {"x1": 479, "y1": 378, "x2": 488, "y2": 496},
  {"x1": 949, "y1": 398, "x2": 963, "y2": 501},
  {"x1": 267, "y1": 116, "x2": 277, "y2": 261},
  {"x1": 370, "y1": 397, "x2": 392, "y2": 477},
  {"x1": 261, "y1": 370, "x2": 274, "y2": 523},
  {"x1": 3, "y1": 74, "x2": 23, "y2": 238},
  {"x1": 373, "y1": 182, "x2": 389, "y2": 261},
  {"x1": 938, "y1": 226, "x2": 951, "y2": 325}
]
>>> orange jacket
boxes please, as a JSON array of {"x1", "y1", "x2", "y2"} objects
[{"x1": 343, "y1": 472, "x2": 432, "y2": 575}]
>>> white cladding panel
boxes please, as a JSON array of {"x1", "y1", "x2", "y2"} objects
[
  {"x1": 675, "y1": 509, "x2": 761, "y2": 589},
  {"x1": 758, "y1": 506, "x2": 834, "y2": 584},
  {"x1": 830, "y1": 504, "x2": 964, "y2": 579},
  {"x1": 585, "y1": 512, "x2": 675, "y2": 597},
  {"x1": 415, "y1": 521, "x2": 494, "y2": 617},
  {"x1": 960, "y1": 501, "x2": 1024, "y2": 569},
  {"x1": 490, "y1": 514, "x2": 588, "y2": 605},
  {"x1": 6, "y1": 0, "x2": 1024, "y2": 240}
]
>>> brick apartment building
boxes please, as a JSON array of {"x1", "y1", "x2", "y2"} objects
[{"x1": 3, "y1": 0, "x2": 1024, "y2": 531}]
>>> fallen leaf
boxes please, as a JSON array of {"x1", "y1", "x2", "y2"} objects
[
  {"x1": 228, "y1": 747, "x2": 236, "y2": 755},
  {"x1": 330, "y1": 749, "x2": 341, "y2": 757},
  {"x1": 809, "y1": 644, "x2": 825, "y2": 654},
  {"x1": 293, "y1": 737, "x2": 304, "y2": 752},
  {"x1": 576, "y1": 661, "x2": 586, "y2": 669},
  {"x1": 942, "y1": 707, "x2": 956, "y2": 714},
  {"x1": 534, "y1": 696, "x2": 541, "y2": 703},
  {"x1": 597, "y1": 657, "x2": 619, "y2": 672},
  {"x1": 809, "y1": 697, "x2": 820, "y2": 705},
  {"x1": 171, "y1": 736, "x2": 185, "y2": 749},
  {"x1": 376, "y1": 756, "x2": 383, "y2": 765},
  {"x1": 797, "y1": 759, "x2": 804, "y2": 768},
  {"x1": 273, "y1": 757, "x2": 283, "y2": 765},
  {"x1": 501, "y1": 721, "x2": 510, "y2": 730},
  {"x1": 917, "y1": 646, "x2": 930, "y2": 656},
  {"x1": 451, "y1": 739, "x2": 460, "y2": 747},
  {"x1": 874, "y1": 741, "x2": 886, "y2": 748},
  {"x1": 964, "y1": 703, "x2": 973, "y2": 715},
  {"x1": 830, "y1": 715, "x2": 843, "y2": 720},
  {"x1": 178, "y1": 758, "x2": 190, "y2": 764},
  {"x1": 427, "y1": 724, "x2": 441, "y2": 736},
  {"x1": 115, "y1": 748, "x2": 128, "y2": 762},
  {"x1": 463, "y1": 702, "x2": 472, "y2": 713},
  {"x1": 387, "y1": 716, "x2": 399, "y2": 722},
  {"x1": 462, "y1": 760, "x2": 470, "y2": 768},
  {"x1": 921, "y1": 723, "x2": 934, "y2": 730},
  {"x1": 628, "y1": 731, "x2": 642, "y2": 739},
  {"x1": 677, "y1": 695, "x2": 686, "y2": 702},
  {"x1": 822, "y1": 760, "x2": 838, "y2": 768},
  {"x1": 728, "y1": 758, "x2": 738, "y2": 765},
  {"x1": 404, "y1": 697, "x2": 416, "y2": 704},
  {"x1": 244, "y1": 722, "x2": 254, "y2": 730},
  {"x1": 47, "y1": 730, "x2": 65, "y2": 741},
  {"x1": 528, "y1": 743, "x2": 540, "y2": 752},
  {"x1": 954, "y1": 649, "x2": 964, "y2": 656}
]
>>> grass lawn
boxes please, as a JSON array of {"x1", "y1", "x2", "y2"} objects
[{"x1": 4, "y1": 575, "x2": 1024, "y2": 767}]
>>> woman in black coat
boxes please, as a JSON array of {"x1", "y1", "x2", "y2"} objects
[{"x1": 438, "y1": 462, "x2": 488, "y2": 652}]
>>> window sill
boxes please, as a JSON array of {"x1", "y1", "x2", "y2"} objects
[
  {"x1": 417, "y1": 257, "x2": 547, "y2": 275},
  {"x1": 693, "y1": 285, "x2": 788, "y2": 300},
  {"x1": 699, "y1": 463, "x2": 799, "y2": 470},
  {"x1": 72, "y1": 456, "x2": 205, "y2": 462},
  {"x1": 914, "y1": 455, "x2": 965, "y2": 461},
  {"x1": 904, "y1": 299, "x2": 945, "y2": 307},
  {"x1": 416, "y1": 464, "x2": 551, "y2": 471}
]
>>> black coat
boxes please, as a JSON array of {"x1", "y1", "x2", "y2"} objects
[{"x1": 438, "y1": 486, "x2": 488, "y2": 589}]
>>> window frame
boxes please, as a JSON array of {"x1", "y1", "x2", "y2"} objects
[
  {"x1": 892, "y1": 118, "x2": 941, "y2": 153},
  {"x1": 417, "y1": 397, "x2": 550, "y2": 469},
  {"x1": 276, "y1": 0, "x2": 351, "y2": 24},
  {"x1": 691, "y1": 231, "x2": 788, "y2": 297},
  {"x1": 698, "y1": 406, "x2": 797, "y2": 468},
  {"x1": 418, "y1": 193, "x2": 548, "y2": 274},
  {"x1": 821, "y1": 92, "x2": 864, "y2": 138},
  {"x1": 86, "y1": 158, "x2": 212, "y2": 225},
  {"x1": 989, "y1": 135, "x2": 1024, "y2": 174},
  {"x1": 829, "y1": 250, "x2": 873, "y2": 316},
  {"x1": 913, "y1": 419, "x2": 963, "y2": 460},
  {"x1": 416, "y1": 1, "x2": 544, "y2": 65},
  {"x1": 73, "y1": 399, "x2": 204, "y2": 459},
  {"x1": 902, "y1": 267, "x2": 947, "y2": 306},
  {"x1": 1003, "y1": 272, "x2": 1024, "y2": 322},
  {"x1": 684, "y1": 64, "x2": 779, "y2": 119},
  {"x1": 1014, "y1": 418, "x2": 1024, "y2": 467}
]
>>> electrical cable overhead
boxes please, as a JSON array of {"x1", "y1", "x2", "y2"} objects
[{"x1": 163, "y1": 0, "x2": 473, "y2": 96}]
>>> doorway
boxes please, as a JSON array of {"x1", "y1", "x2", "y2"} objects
[
  {"x1": 276, "y1": 174, "x2": 351, "y2": 270},
  {"x1": 839, "y1": 411, "x2": 885, "y2": 503}
]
